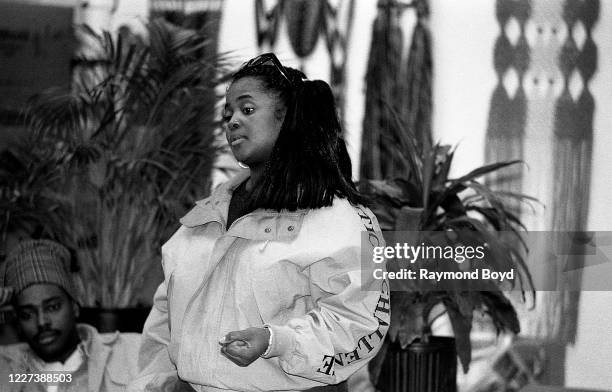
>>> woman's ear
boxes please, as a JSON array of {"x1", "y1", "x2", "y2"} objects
[{"x1": 274, "y1": 105, "x2": 287, "y2": 123}]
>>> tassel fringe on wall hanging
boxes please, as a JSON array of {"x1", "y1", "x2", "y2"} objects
[
  {"x1": 550, "y1": 0, "x2": 598, "y2": 344},
  {"x1": 360, "y1": 0, "x2": 432, "y2": 181}
]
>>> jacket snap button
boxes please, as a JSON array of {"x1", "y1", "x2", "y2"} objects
[
  {"x1": 287, "y1": 226, "x2": 294, "y2": 231},
  {"x1": 265, "y1": 227, "x2": 271, "y2": 233}
]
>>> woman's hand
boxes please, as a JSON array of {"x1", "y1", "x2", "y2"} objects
[{"x1": 219, "y1": 327, "x2": 270, "y2": 367}]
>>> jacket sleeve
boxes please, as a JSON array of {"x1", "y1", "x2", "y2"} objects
[
  {"x1": 127, "y1": 281, "x2": 179, "y2": 392},
  {"x1": 263, "y1": 237, "x2": 390, "y2": 384}
]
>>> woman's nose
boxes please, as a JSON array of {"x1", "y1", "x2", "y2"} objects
[{"x1": 230, "y1": 120, "x2": 240, "y2": 130}]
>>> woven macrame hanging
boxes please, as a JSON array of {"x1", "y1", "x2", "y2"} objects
[
  {"x1": 360, "y1": 0, "x2": 432, "y2": 181},
  {"x1": 401, "y1": 0, "x2": 432, "y2": 154},
  {"x1": 515, "y1": 0, "x2": 565, "y2": 342},
  {"x1": 285, "y1": 0, "x2": 326, "y2": 57},
  {"x1": 550, "y1": 0, "x2": 599, "y2": 344},
  {"x1": 487, "y1": 0, "x2": 599, "y2": 344},
  {"x1": 484, "y1": 0, "x2": 530, "y2": 212}
]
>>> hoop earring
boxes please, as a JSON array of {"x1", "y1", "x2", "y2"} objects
[{"x1": 238, "y1": 162, "x2": 249, "y2": 169}]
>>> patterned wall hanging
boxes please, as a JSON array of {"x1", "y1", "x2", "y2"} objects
[
  {"x1": 516, "y1": 0, "x2": 565, "y2": 343},
  {"x1": 550, "y1": 0, "x2": 599, "y2": 344},
  {"x1": 401, "y1": 0, "x2": 432, "y2": 154},
  {"x1": 487, "y1": 0, "x2": 599, "y2": 347},
  {"x1": 285, "y1": 0, "x2": 326, "y2": 57},
  {"x1": 359, "y1": 0, "x2": 432, "y2": 181},
  {"x1": 255, "y1": 0, "x2": 284, "y2": 48},
  {"x1": 484, "y1": 0, "x2": 530, "y2": 211},
  {"x1": 254, "y1": 0, "x2": 355, "y2": 111}
]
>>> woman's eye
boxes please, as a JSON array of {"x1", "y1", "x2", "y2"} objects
[
  {"x1": 242, "y1": 107, "x2": 254, "y2": 115},
  {"x1": 222, "y1": 114, "x2": 232, "y2": 123}
]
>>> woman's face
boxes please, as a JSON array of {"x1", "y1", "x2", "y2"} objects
[{"x1": 223, "y1": 77, "x2": 285, "y2": 168}]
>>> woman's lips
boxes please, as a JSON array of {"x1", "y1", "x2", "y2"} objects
[{"x1": 231, "y1": 137, "x2": 246, "y2": 146}]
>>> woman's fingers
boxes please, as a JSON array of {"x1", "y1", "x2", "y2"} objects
[
  {"x1": 220, "y1": 344, "x2": 250, "y2": 367},
  {"x1": 224, "y1": 340, "x2": 249, "y2": 355},
  {"x1": 219, "y1": 328, "x2": 269, "y2": 367},
  {"x1": 224, "y1": 330, "x2": 248, "y2": 343}
]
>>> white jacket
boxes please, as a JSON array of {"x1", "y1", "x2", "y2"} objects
[{"x1": 129, "y1": 172, "x2": 390, "y2": 392}]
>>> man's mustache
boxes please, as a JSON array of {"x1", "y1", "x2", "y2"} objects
[{"x1": 34, "y1": 328, "x2": 61, "y2": 341}]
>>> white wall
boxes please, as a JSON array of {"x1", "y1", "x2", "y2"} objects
[{"x1": 430, "y1": 0, "x2": 496, "y2": 175}]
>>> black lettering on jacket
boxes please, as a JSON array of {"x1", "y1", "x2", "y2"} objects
[{"x1": 316, "y1": 280, "x2": 390, "y2": 376}]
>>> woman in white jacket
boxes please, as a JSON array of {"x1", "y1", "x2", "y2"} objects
[{"x1": 130, "y1": 53, "x2": 389, "y2": 392}]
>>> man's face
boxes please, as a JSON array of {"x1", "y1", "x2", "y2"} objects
[{"x1": 15, "y1": 283, "x2": 79, "y2": 362}]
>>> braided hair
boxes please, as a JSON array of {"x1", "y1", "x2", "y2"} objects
[{"x1": 230, "y1": 62, "x2": 368, "y2": 211}]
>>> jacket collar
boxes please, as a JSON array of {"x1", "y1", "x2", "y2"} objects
[
  {"x1": 180, "y1": 169, "x2": 249, "y2": 228},
  {"x1": 80, "y1": 324, "x2": 113, "y2": 392},
  {"x1": 179, "y1": 171, "x2": 309, "y2": 241}
]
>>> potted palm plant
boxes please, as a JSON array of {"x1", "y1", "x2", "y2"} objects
[
  {"x1": 2, "y1": 19, "x2": 226, "y2": 331},
  {"x1": 361, "y1": 142, "x2": 536, "y2": 391}
]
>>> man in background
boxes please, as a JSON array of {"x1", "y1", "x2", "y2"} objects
[{"x1": 0, "y1": 239, "x2": 140, "y2": 392}]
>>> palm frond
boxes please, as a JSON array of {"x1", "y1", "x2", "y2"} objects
[
  {"x1": 5, "y1": 19, "x2": 230, "y2": 307},
  {"x1": 360, "y1": 131, "x2": 537, "y2": 373}
]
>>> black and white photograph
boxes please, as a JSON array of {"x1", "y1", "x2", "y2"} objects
[{"x1": 0, "y1": 0, "x2": 611, "y2": 391}]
